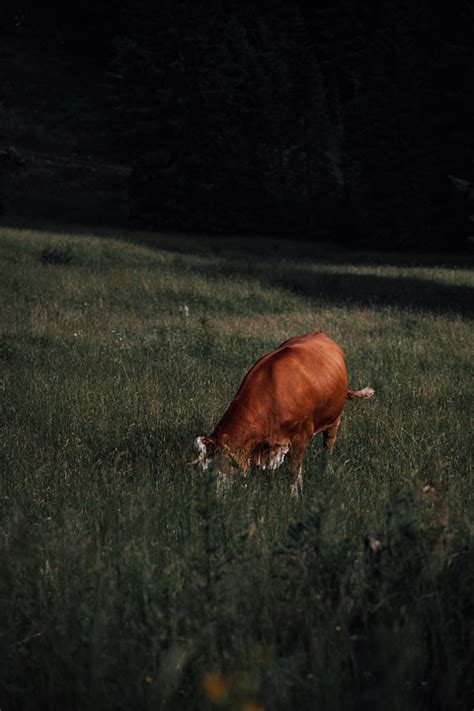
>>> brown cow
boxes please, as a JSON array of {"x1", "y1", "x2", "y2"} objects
[{"x1": 194, "y1": 331, "x2": 374, "y2": 495}]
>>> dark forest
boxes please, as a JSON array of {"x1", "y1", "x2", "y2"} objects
[{"x1": 1, "y1": 0, "x2": 473, "y2": 249}]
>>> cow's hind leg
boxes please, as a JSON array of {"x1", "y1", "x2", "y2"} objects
[
  {"x1": 322, "y1": 416, "x2": 341, "y2": 473},
  {"x1": 323, "y1": 416, "x2": 341, "y2": 456}
]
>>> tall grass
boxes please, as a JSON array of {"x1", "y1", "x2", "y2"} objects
[{"x1": 0, "y1": 225, "x2": 473, "y2": 710}]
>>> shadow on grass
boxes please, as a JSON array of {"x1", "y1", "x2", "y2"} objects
[
  {"x1": 272, "y1": 268, "x2": 473, "y2": 318},
  {"x1": 3, "y1": 216, "x2": 473, "y2": 268},
  {"x1": 3, "y1": 218, "x2": 473, "y2": 317},
  {"x1": 169, "y1": 256, "x2": 473, "y2": 319}
]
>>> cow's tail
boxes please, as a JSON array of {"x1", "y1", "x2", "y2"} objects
[{"x1": 347, "y1": 386, "x2": 375, "y2": 400}]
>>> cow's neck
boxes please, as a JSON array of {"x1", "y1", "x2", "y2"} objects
[{"x1": 213, "y1": 408, "x2": 254, "y2": 471}]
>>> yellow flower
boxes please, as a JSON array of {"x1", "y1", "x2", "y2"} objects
[
  {"x1": 202, "y1": 672, "x2": 229, "y2": 703},
  {"x1": 241, "y1": 703, "x2": 265, "y2": 711},
  {"x1": 143, "y1": 675, "x2": 153, "y2": 685}
]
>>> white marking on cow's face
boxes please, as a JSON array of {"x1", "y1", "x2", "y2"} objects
[
  {"x1": 194, "y1": 435, "x2": 231, "y2": 475},
  {"x1": 193, "y1": 436, "x2": 213, "y2": 471},
  {"x1": 194, "y1": 436, "x2": 207, "y2": 457},
  {"x1": 193, "y1": 436, "x2": 239, "y2": 479}
]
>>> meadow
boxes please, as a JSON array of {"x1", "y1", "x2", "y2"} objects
[{"x1": 0, "y1": 224, "x2": 472, "y2": 710}]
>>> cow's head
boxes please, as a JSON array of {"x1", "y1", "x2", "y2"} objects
[{"x1": 193, "y1": 434, "x2": 240, "y2": 475}]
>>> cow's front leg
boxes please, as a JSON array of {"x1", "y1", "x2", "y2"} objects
[
  {"x1": 290, "y1": 465, "x2": 303, "y2": 497},
  {"x1": 288, "y1": 431, "x2": 312, "y2": 497}
]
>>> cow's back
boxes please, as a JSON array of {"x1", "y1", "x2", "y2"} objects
[{"x1": 214, "y1": 331, "x2": 349, "y2": 443}]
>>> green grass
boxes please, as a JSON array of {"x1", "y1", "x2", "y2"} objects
[{"x1": 0, "y1": 224, "x2": 473, "y2": 710}]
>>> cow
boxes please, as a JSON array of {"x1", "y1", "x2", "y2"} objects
[{"x1": 194, "y1": 331, "x2": 374, "y2": 495}]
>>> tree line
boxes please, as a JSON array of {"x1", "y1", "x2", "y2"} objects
[{"x1": 2, "y1": 0, "x2": 473, "y2": 248}]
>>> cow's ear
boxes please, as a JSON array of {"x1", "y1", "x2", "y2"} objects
[{"x1": 194, "y1": 435, "x2": 215, "y2": 456}]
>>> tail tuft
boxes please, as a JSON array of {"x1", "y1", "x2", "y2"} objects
[{"x1": 347, "y1": 386, "x2": 375, "y2": 400}]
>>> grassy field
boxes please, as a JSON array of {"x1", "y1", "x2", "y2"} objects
[{"x1": 0, "y1": 224, "x2": 473, "y2": 710}]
